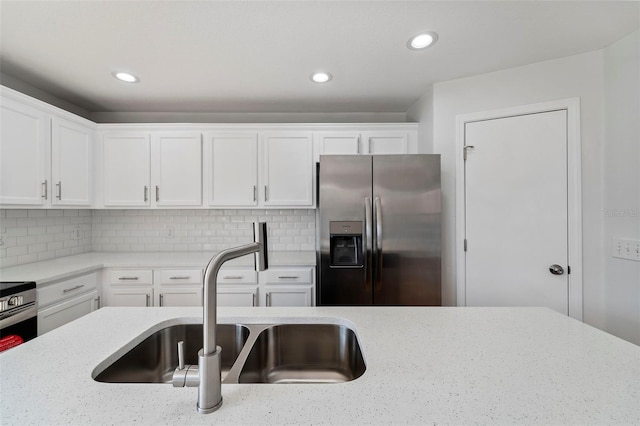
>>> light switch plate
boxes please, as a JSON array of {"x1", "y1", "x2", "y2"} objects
[{"x1": 612, "y1": 238, "x2": 640, "y2": 262}]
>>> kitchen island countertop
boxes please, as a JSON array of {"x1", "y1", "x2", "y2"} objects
[{"x1": 1, "y1": 306, "x2": 639, "y2": 425}]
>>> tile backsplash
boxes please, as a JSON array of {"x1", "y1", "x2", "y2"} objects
[
  {"x1": 0, "y1": 209, "x2": 93, "y2": 268},
  {"x1": 0, "y1": 209, "x2": 316, "y2": 268}
]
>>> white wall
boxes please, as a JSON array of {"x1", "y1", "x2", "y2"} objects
[
  {"x1": 602, "y1": 29, "x2": 640, "y2": 344},
  {"x1": 406, "y1": 85, "x2": 434, "y2": 153},
  {"x1": 429, "y1": 51, "x2": 607, "y2": 332}
]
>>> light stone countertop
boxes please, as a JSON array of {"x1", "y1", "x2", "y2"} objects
[
  {"x1": 1, "y1": 306, "x2": 639, "y2": 425},
  {"x1": 0, "y1": 251, "x2": 316, "y2": 285}
]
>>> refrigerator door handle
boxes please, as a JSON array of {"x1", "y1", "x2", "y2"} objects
[
  {"x1": 364, "y1": 197, "x2": 373, "y2": 291},
  {"x1": 374, "y1": 197, "x2": 383, "y2": 291}
]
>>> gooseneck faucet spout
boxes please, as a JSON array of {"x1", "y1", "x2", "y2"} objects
[{"x1": 173, "y1": 222, "x2": 268, "y2": 414}]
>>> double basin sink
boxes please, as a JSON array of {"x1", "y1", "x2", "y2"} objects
[{"x1": 93, "y1": 322, "x2": 366, "y2": 384}]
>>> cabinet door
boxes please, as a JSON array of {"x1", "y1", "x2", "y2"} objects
[
  {"x1": 0, "y1": 97, "x2": 50, "y2": 205},
  {"x1": 262, "y1": 133, "x2": 313, "y2": 206},
  {"x1": 158, "y1": 287, "x2": 202, "y2": 307},
  {"x1": 315, "y1": 132, "x2": 360, "y2": 157},
  {"x1": 264, "y1": 285, "x2": 312, "y2": 307},
  {"x1": 51, "y1": 117, "x2": 92, "y2": 206},
  {"x1": 218, "y1": 286, "x2": 258, "y2": 307},
  {"x1": 154, "y1": 133, "x2": 202, "y2": 206},
  {"x1": 208, "y1": 133, "x2": 258, "y2": 206},
  {"x1": 37, "y1": 290, "x2": 99, "y2": 335},
  {"x1": 107, "y1": 287, "x2": 153, "y2": 307},
  {"x1": 103, "y1": 133, "x2": 150, "y2": 206},
  {"x1": 363, "y1": 132, "x2": 408, "y2": 154}
]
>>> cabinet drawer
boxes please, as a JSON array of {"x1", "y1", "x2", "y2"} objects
[
  {"x1": 156, "y1": 269, "x2": 203, "y2": 285},
  {"x1": 38, "y1": 272, "x2": 98, "y2": 308},
  {"x1": 108, "y1": 269, "x2": 153, "y2": 285},
  {"x1": 217, "y1": 270, "x2": 257, "y2": 284},
  {"x1": 264, "y1": 268, "x2": 313, "y2": 284}
]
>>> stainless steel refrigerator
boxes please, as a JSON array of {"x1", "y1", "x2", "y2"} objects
[{"x1": 317, "y1": 154, "x2": 441, "y2": 306}]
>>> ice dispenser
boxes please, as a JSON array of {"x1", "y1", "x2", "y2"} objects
[{"x1": 329, "y1": 221, "x2": 363, "y2": 267}]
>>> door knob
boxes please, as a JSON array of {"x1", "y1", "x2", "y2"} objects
[{"x1": 549, "y1": 264, "x2": 564, "y2": 275}]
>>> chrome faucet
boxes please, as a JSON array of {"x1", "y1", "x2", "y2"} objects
[{"x1": 173, "y1": 222, "x2": 268, "y2": 414}]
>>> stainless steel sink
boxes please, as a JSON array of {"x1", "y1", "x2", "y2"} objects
[
  {"x1": 237, "y1": 324, "x2": 366, "y2": 384},
  {"x1": 94, "y1": 324, "x2": 249, "y2": 383},
  {"x1": 94, "y1": 322, "x2": 366, "y2": 385}
]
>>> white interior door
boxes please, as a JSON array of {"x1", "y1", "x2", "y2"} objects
[{"x1": 464, "y1": 110, "x2": 569, "y2": 314}]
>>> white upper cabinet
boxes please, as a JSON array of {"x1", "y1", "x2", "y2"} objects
[
  {"x1": 0, "y1": 97, "x2": 50, "y2": 205},
  {"x1": 315, "y1": 132, "x2": 360, "y2": 156},
  {"x1": 262, "y1": 132, "x2": 313, "y2": 207},
  {"x1": 207, "y1": 133, "x2": 258, "y2": 206},
  {"x1": 0, "y1": 90, "x2": 94, "y2": 208},
  {"x1": 362, "y1": 131, "x2": 408, "y2": 154},
  {"x1": 51, "y1": 117, "x2": 92, "y2": 206},
  {"x1": 154, "y1": 133, "x2": 202, "y2": 207},
  {"x1": 102, "y1": 132, "x2": 203, "y2": 208},
  {"x1": 103, "y1": 133, "x2": 151, "y2": 207}
]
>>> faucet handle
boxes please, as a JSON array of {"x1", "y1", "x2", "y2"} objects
[{"x1": 177, "y1": 341, "x2": 185, "y2": 370}]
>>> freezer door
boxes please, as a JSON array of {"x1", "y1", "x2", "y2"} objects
[
  {"x1": 318, "y1": 155, "x2": 373, "y2": 305},
  {"x1": 372, "y1": 155, "x2": 441, "y2": 305}
]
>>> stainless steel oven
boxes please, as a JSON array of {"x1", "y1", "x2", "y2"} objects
[{"x1": 0, "y1": 282, "x2": 37, "y2": 352}]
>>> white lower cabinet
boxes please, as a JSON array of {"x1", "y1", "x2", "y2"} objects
[
  {"x1": 264, "y1": 285, "x2": 312, "y2": 307},
  {"x1": 261, "y1": 267, "x2": 314, "y2": 307},
  {"x1": 218, "y1": 285, "x2": 259, "y2": 307},
  {"x1": 37, "y1": 271, "x2": 100, "y2": 336},
  {"x1": 102, "y1": 266, "x2": 314, "y2": 308}
]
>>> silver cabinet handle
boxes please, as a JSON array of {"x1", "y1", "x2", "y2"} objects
[
  {"x1": 63, "y1": 284, "x2": 84, "y2": 294},
  {"x1": 155, "y1": 185, "x2": 160, "y2": 202},
  {"x1": 266, "y1": 292, "x2": 271, "y2": 306},
  {"x1": 222, "y1": 275, "x2": 244, "y2": 280},
  {"x1": 95, "y1": 296, "x2": 101, "y2": 309},
  {"x1": 146, "y1": 294, "x2": 150, "y2": 307},
  {"x1": 170, "y1": 276, "x2": 191, "y2": 280},
  {"x1": 41, "y1": 180, "x2": 48, "y2": 200},
  {"x1": 264, "y1": 185, "x2": 268, "y2": 201},
  {"x1": 253, "y1": 185, "x2": 257, "y2": 202},
  {"x1": 356, "y1": 136, "x2": 360, "y2": 154},
  {"x1": 118, "y1": 277, "x2": 139, "y2": 280},
  {"x1": 159, "y1": 294, "x2": 164, "y2": 306},
  {"x1": 278, "y1": 275, "x2": 299, "y2": 279},
  {"x1": 56, "y1": 181, "x2": 62, "y2": 200},
  {"x1": 368, "y1": 138, "x2": 372, "y2": 153},
  {"x1": 144, "y1": 186, "x2": 148, "y2": 202},
  {"x1": 252, "y1": 293, "x2": 256, "y2": 307}
]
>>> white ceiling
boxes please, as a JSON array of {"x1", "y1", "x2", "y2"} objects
[{"x1": 0, "y1": 1, "x2": 638, "y2": 114}]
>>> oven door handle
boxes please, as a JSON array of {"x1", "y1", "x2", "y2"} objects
[{"x1": 0, "y1": 304, "x2": 37, "y2": 329}]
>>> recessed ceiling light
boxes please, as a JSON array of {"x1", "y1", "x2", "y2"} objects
[
  {"x1": 112, "y1": 71, "x2": 139, "y2": 83},
  {"x1": 311, "y1": 72, "x2": 332, "y2": 83},
  {"x1": 407, "y1": 32, "x2": 438, "y2": 50}
]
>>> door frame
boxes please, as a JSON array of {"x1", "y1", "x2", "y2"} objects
[{"x1": 455, "y1": 98, "x2": 583, "y2": 320}]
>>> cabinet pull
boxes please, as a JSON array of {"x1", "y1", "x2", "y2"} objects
[
  {"x1": 368, "y1": 138, "x2": 372, "y2": 153},
  {"x1": 278, "y1": 275, "x2": 299, "y2": 279},
  {"x1": 146, "y1": 294, "x2": 150, "y2": 307},
  {"x1": 155, "y1": 185, "x2": 159, "y2": 202},
  {"x1": 118, "y1": 277, "x2": 139, "y2": 280},
  {"x1": 144, "y1": 186, "x2": 148, "y2": 202},
  {"x1": 41, "y1": 180, "x2": 48, "y2": 200},
  {"x1": 159, "y1": 294, "x2": 164, "y2": 306},
  {"x1": 63, "y1": 284, "x2": 84, "y2": 294},
  {"x1": 95, "y1": 296, "x2": 101, "y2": 309},
  {"x1": 170, "y1": 276, "x2": 191, "y2": 280},
  {"x1": 357, "y1": 136, "x2": 360, "y2": 154},
  {"x1": 223, "y1": 275, "x2": 243, "y2": 280},
  {"x1": 252, "y1": 293, "x2": 256, "y2": 307},
  {"x1": 253, "y1": 185, "x2": 257, "y2": 202},
  {"x1": 264, "y1": 185, "x2": 268, "y2": 201},
  {"x1": 56, "y1": 181, "x2": 62, "y2": 200},
  {"x1": 266, "y1": 292, "x2": 271, "y2": 306}
]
